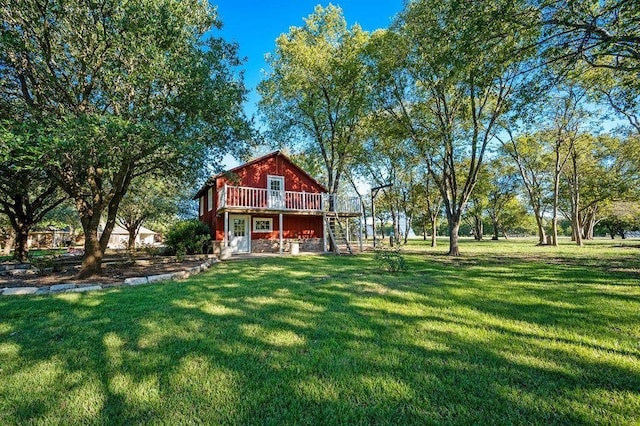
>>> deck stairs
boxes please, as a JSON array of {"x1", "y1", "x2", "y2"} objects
[{"x1": 325, "y1": 213, "x2": 354, "y2": 255}]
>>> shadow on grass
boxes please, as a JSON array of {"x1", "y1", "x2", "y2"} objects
[{"x1": 0, "y1": 254, "x2": 638, "y2": 424}]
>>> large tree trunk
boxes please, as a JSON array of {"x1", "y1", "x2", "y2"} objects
[
  {"x1": 403, "y1": 213, "x2": 411, "y2": 245},
  {"x1": 473, "y1": 214, "x2": 483, "y2": 241},
  {"x1": 534, "y1": 210, "x2": 547, "y2": 245},
  {"x1": 448, "y1": 214, "x2": 461, "y2": 256},
  {"x1": 572, "y1": 209, "x2": 583, "y2": 246},
  {"x1": 492, "y1": 217, "x2": 500, "y2": 240},
  {"x1": 13, "y1": 224, "x2": 31, "y2": 263},
  {"x1": 80, "y1": 226, "x2": 104, "y2": 278},
  {"x1": 390, "y1": 208, "x2": 397, "y2": 244},
  {"x1": 127, "y1": 230, "x2": 136, "y2": 252},
  {"x1": 582, "y1": 209, "x2": 597, "y2": 240}
]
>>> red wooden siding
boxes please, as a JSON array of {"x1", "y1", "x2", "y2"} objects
[
  {"x1": 215, "y1": 154, "x2": 325, "y2": 193},
  {"x1": 196, "y1": 152, "x2": 328, "y2": 242},
  {"x1": 198, "y1": 191, "x2": 217, "y2": 238}
]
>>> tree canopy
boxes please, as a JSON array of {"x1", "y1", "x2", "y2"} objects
[{"x1": 1, "y1": 0, "x2": 251, "y2": 275}]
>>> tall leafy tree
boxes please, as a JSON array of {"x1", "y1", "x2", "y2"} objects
[
  {"x1": 1, "y1": 0, "x2": 250, "y2": 276},
  {"x1": 543, "y1": 85, "x2": 590, "y2": 246},
  {"x1": 368, "y1": 0, "x2": 539, "y2": 255},
  {"x1": 485, "y1": 158, "x2": 523, "y2": 240},
  {"x1": 500, "y1": 132, "x2": 552, "y2": 245},
  {"x1": 258, "y1": 4, "x2": 369, "y2": 194},
  {"x1": 463, "y1": 167, "x2": 491, "y2": 241}
]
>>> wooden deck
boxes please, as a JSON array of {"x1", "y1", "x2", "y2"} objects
[{"x1": 217, "y1": 185, "x2": 361, "y2": 217}]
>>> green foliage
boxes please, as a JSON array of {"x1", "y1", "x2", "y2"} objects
[
  {"x1": 164, "y1": 219, "x2": 211, "y2": 256},
  {"x1": 117, "y1": 175, "x2": 180, "y2": 250},
  {"x1": 540, "y1": 0, "x2": 640, "y2": 72},
  {"x1": 363, "y1": 0, "x2": 540, "y2": 255},
  {"x1": 373, "y1": 245, "x2": 407, "y2": 272},
  {"x1": 0, "y1": 0, "x2": 251, "y2": 274},
  {"x1": 596, "y1": 201, "x2": 640, "y2": 237},
  {"x1": 258, "y1": 4, "x2": 369, "y2": 193}
]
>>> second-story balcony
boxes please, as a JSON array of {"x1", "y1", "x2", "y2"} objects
[{"x1": 217, "y1": 185, "x2": 361, "y2": 216}]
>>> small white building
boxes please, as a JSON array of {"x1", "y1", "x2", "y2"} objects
[{"x1": 103, "y1": 225, "x2": 158, "y2": 249}]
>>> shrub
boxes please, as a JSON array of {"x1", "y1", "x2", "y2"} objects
[
  {"x1": 164, "y1": 220, "x2": 211, "y2": 256},
  {"x1": 374, "y1": 245, "x2": 407, "y2": 272}
]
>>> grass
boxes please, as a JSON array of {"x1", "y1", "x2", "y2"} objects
[{"x1": 0, "y1": 237, "x2": 638, "y2": 425}]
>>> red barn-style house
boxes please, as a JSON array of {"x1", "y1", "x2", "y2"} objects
[{"x1": 194, "y1": 151, "x2": 362, "y2": 255}]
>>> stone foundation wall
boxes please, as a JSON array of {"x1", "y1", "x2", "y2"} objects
[
  {"x1": 300, "y1": 238, "x2": 323, "y2": 252},
  {"x1": 251, "y1": 238, "x2": 324, "y2": 254}
]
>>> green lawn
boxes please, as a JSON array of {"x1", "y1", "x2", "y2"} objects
[{"x1": 1, "y1": 238, "x2": 639, "y2": 424}]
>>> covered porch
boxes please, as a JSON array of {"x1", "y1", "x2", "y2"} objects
[{"x1": 217, "y1": 186, "x2": 362, "y2": 255}]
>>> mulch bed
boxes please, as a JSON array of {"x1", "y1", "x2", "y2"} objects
[{"x1": 0, "y1": 258, "x2": 209, "y2": 288}]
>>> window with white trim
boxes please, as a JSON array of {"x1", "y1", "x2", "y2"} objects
[
  {"x1": 199, "y1": 196, "x2": 204, "y2": 216},
  {"x1": 253, "y1": 218, "x2": 273, "y2": 232},
  {"x1": 207, "y1": 187, "x2": 213, "y2": 211}
]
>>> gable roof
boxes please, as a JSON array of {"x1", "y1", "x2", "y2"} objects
[{"x1": 193, "y1": 151, "x2": 328, "y2": 199}]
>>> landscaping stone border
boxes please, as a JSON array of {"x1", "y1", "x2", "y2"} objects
[{"x1": 1, "y1": 259, "x2": 216, "y2": 297}]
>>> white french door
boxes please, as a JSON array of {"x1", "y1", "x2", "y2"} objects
[
  {"x1": 229, "y1": 215, "x2": 250, "y2": 253},
  {"x1": 267, "y1": 175, "x2": 285, "y2": 209}
]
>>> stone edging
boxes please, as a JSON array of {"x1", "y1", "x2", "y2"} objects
[{"x1": 0, "y1": 259, "x2": 216, "y2": 297}]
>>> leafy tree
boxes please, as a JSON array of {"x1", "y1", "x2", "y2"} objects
[
  {"x1": 540, "y1": 1, "x2": 640, "y2": 137},
  {"x1": 541, "y1": 85, "x2": 591, "y2": 246},
  {"x1": 500, "y1": 132, "x2": 552, "y2": 244},
  {"x1": 496, "y1": 197, "x2": 534, "y2": 238},
  {"x1": 258, "y1": 4, "x2": 369, "y2": 195},
  {"x1": 464, "y1": 167, "x2": 491, "y2": 241},
  {"x1": 485, "y1": 159, "x2": 522, "y2": 240},
  {"x1": 596, "y1": 201, "x2": 640, "y2": 238},
  {"x1": 369, "y1": 0, "x2": 538, "y2": 255},
  {"x1": 0, "y1": 124, "x2": 66, "y2": 261},
  {"x1": 1, "y1": 0, "x2": 250, "y2": 277},
  {"x1": 417, "y1": 174, "x2": 443, "y2": 247},
  {"x1": 585, "y1": 67, "x2": 640, "y2": 136},
  {"x1": 117, "y1": 176, "x2": 179, "y2": 251}
]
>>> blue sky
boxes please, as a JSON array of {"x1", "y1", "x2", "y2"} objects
[{"x1": 212, "y1": 1, "x2": 404, "y2": 118}]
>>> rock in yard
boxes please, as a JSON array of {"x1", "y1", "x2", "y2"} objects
[
  {"x1": 50, "y1": 284, "x2": 77, "y2": 292},
  {"x1": 67, "y1": 285, "x2": 102, "y2": 293},
  {"x1": 2, "y1": 287, "x2": 39, "y2": 295},
  {"x1": 124, "y1": 277, "x2": 148, "y2": 286},
  {"x1": 147, "y1": 273, "x2": 174, "y2": 283}
]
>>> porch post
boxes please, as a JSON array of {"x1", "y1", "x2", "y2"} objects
[
  {"x1": 346, "y1": 218, "x2": 350, "y2": 244},
  {"x1": 224, "y1": 211, "x2": 229, "y2": 247},
  {"x1": 371, "y1": 192, "x2": 376, "y2": 248},
  {"x1": 322, "y1": 213, "x2": 327, "y2": 253},
  {"x1": 279, "y1": 213, "x2": 283, "y2": 254}
]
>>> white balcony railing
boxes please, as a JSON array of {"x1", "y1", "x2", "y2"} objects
[{"x1": 218, "y1": 185, "x2": 361, "y2": 215}]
